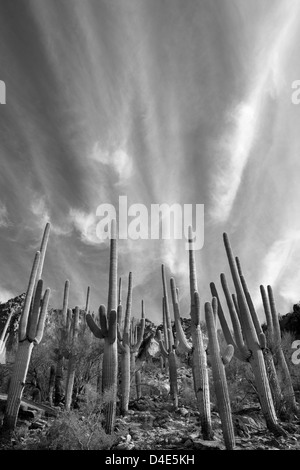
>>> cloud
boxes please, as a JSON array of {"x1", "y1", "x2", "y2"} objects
[
  {"x1": 69, "y1": 208, "x2": 102, "y2": 246},
  {"x1": 30, "y1": 195, "x2": 72, "y2": 237},
  {"x1": 89, "y1": 142, "x2": 133, "y2": 182},
  {"x1": 0, "y1": 202, "x2": 10, "y2": 228},
  {"x1": 0, "y1": 286, "x2": 15, "y2": 303}
]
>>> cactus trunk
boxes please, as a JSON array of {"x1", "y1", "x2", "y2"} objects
[
  {"x1": 205, "y1": 301, "x2": 235, "y2": 450},
  {"x1": 4, "y1": 341, "x2": 34, "y2": 430}
]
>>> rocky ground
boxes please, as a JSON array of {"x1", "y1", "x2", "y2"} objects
[{"x1": 1, "y1": 366, "x2": 300, "y2": 451}]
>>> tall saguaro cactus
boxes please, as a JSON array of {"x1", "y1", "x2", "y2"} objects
[
  {"x1": 86, "y1": 219, "x2": 118, "y2": 434},
  {"x1": 263, "y1": 285, "x2": 299, "y2": 415},
  {"x1": 205, "y1": 299, "x2": 235, "y2": 450},
  {"x1": 172, "y1": 278, "x2": 212, "y2": 439},
  {"x1": 171, "y1": 227, "x2": 213, "y2": 439},
  {"x1": 65, "y1": 307, "x2": 80, "y2": 411},
  {"x1": 158, "y1": 265, "x2": 178, "y2": 409},
  {"x1": 54, "y1": 280, "x2": 70, "y2": 405},
  {"x1": 235, "y1": 260, "x2": 284, "y2": 417},
  {"x1": 118, "y1": 273, "x2": 145, "y2": 414},
  {"x1": 4, "y1": 266, "x2": 50, "y2": 430},
  {"x1": 222, "y1": 232, "x2": 285, "y2": 436}
]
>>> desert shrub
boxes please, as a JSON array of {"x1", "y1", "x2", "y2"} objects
[{"x1": 26, "y1": 388, "x2": 124, "y2": 450}]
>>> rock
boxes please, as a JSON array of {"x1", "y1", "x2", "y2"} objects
[
  {"x1": 183, "y1": 438, "x2": 193, "y2": 447},
  {"x1": 178, "y1": 407, "x2": 189, "y2": 417},
  {"x1": 193, "y1": 439, "x2": 225, "y2": 450}
]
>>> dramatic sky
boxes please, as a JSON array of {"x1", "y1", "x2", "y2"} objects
[{"x1": 0, "y1": 0, "x2": 300, "y2": 325}]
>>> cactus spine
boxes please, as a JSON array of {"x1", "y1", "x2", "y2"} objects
[
  {"x1": 65, "y1": 307, "x2": 80, "y2": 411},
  {"x1": 222, "y1": 232, "x2": 285, "y2": 436},
  {"x1": 86, "y1": 219, "x2": 118, "y2": 433},
  {"x1": 205, "y1": 299, "x2": 235, "y2": 450}
]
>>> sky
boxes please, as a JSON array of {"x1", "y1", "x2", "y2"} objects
[{"x1": 0, "y1": 0, "x2": 300, "y2": 326}]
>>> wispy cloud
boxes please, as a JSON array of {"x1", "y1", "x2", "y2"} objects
[
  {"x1": 210, "y1": 0, "x2": 300, "y2": 223},
  {"x1": 0, "y1": 202, "x2": 10, "y2": 228},
  {"x1": 89, "y1": 141, "x2": 133, "y2": 182}
]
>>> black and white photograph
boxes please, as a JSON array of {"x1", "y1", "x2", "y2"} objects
[{"x1": 0, "y1": 0, "x2": 300, "y2": 455}]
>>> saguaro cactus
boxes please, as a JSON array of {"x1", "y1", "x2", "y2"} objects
[
  {"x1": 118, "y1": 273, "x2": 145, "y2": 414},
  {"x1": 65, "y1": 307, "x2": 80, "y2": 411},
  {"x1": 263, "y1": 285, "x2": 299, "y2": 415},
  {"x1": 235, "y1": 259, "x2": 284, "y2": 417},
  {"x1": 4, "y1": 268, "x2": 50, "y2": 430},
  {"x1": 86, "y1": 219, "x2": 118, "y2": 434},
  {"x1": 54, "y1": 280, "x2": 70, "y2": 405},
  {"x1": 222, "y1": 232, "x2": 285, "y2": 436},
  {"x1": 205, "y1": 299, "x2": 235, "y2": 450},
  {"x1": 158, "y1": 265, "x2": 178, "y2": 409},
  {"x1": 171, "y1": 227, "x2": 213, "y2": 439},
  {"x1": 118, "y1": 272, "x2": 132, "y2": 415},
  {"x1": 172, "y1": 279, "x2": 212, "y2": 439}
]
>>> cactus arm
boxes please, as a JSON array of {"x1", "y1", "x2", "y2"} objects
[
  {"x1": 158, "y1": 330, "x2": 169, "y2": 358},
  {"x1": 222, "y1": 344, "x2": 234, "y2": 365},
  {"x1": 223, "y1": 233, "x2": 258, "y2": 345},
  {"x1": 259, "y1": 332, "x2": 267, "y2": 349},
  {"x1": 232, "y1": 293, "x2": 240, "y2": 319},
  {"x1": 240, "y1": 273, "x2": 263, "y2": 339},
  {"x1": 118, "y1": 334, "x2": 126, "y2": 353},
  {"x1": 34, "y1": 287, "x2": 50, "y2": 344},
  {"x1": 19, "y1": 251, "x2": 41, "y2": 341},
  {"x1": 260, "y1": 285, "x2": 274, "y2": 345},
  {"x1": 86, "y1": 312, "x2": 104, "y2": 339},
  {"x1": 170, "y1": 278, "x2": 191, "y2": 354},
  {"x1": 117, "y1": 323, "x2": 124, "y2": 345},
  {"x1": 99, "y1": 305, "x2": 108, "y2": 336},
  {"x1": 117, "y1": 304, "x2": 123, "y2": 332},
  {"x1": 210, "y1": 281, "x2": 237, "y2": 350},
  {"x1": 27, "y1": 279, "x2": 43, "y2": 342},
  {"x1": 219, "y1": 274, "x2": 250, "y2": 360}
]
